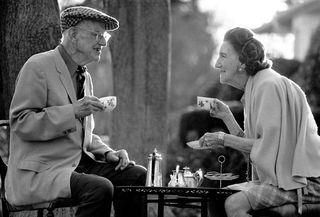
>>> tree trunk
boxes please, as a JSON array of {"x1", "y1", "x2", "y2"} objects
[
  {"x1": 0, "y1": 0, "x2": 61, "y2": 119},
  {"x1": 107, "y1": 0, "x2": 171, "y2": 170}
]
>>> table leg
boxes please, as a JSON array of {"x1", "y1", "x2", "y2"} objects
[
  {"x1": 201, "y1": 197, "x2": 208, "y2": 217},
  {"x1": 158, "y1": 194, "x2": 164, "y2": 217},
  {"x1": 142, "y1": 194, "x2": 148, "y2": 217}
]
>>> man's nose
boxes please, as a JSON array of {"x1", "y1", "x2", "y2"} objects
[{"x1": 98, "y1": 37, "x2": 107, "y2": 47}]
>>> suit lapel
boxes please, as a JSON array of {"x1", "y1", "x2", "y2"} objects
[{"x1": 53, "y1": 47, "x2": 77, "y2": 104}]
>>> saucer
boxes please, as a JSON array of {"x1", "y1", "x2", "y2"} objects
[
  {"x1": 186, "y1": 140, "x2": 210, "y2": 150},
  {"x1": 204, "y1": 171, "x2": 239, "y2": 181}
]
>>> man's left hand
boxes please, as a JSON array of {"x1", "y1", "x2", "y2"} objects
[{"x1": 105, "y1": 149, "x2": 135, "y2": 170}]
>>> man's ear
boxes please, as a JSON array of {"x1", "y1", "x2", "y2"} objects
[{"x1": 67, "y1": 28, "x2": 78, "y2": 41}]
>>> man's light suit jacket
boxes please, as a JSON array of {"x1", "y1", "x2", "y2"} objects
[{"x1": 5, "y1": 47, "x2": 113, "y2": 205}]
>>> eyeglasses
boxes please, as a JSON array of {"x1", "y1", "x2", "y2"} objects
[{"x1": 74, "y1": 26, "x2": 111, "y2": 42}]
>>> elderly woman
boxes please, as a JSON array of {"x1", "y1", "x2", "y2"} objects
[{"x1": 198, "y1": 27, "x2": 320, "y2": 217}]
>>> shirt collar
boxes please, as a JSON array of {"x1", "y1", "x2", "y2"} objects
[
  {"x1": 240, "y1": 93, "x2": 245, "y2": 106},
  {"x1": 58, "y1": 44, "x2": 78, "y2": 75}
]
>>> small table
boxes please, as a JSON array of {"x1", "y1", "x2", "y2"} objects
[{"x1": 115, "y1": 186, "x2": 238, "y2": 217}]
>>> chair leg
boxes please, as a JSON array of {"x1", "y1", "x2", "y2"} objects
[
  {"x1": 37, "y1": 209, "x2": 44, "y2": 217},
  {"x1": 1, "y1": 201, "x2": 9, "y2": 217},
  {"x1": 46, "y1": 209, "x2": 55, "y2": 217}
]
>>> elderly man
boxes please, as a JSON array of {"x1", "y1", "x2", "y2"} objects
[{"x1": 5, "y1": 6, "x2": 146, "y2": 217}]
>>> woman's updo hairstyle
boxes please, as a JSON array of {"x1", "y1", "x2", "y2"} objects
[{"x1": 223, "y1": 27, "x2": 272, "y2": 76}]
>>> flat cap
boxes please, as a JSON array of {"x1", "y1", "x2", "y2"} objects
[{"x1": 60, "y1": 6, "x2": 119, "y2": 32}]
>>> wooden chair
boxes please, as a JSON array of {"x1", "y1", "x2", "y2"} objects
[{"x1": 0, "y1": 120, "x2": 78, "y2": 217}]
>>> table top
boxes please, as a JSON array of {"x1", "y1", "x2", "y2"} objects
[{"x1": 116, "y1": 186, "x2": 238, "y2": 197}]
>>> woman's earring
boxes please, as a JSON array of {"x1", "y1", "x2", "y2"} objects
[{"x1": 239, "y1": 65, "x2": 245, "y2": 72}]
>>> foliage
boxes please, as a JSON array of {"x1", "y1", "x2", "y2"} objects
[
  {"x1": 171, "y1": 0, "x2": 194, "y2": 5},
  {"x1": 294, "y1": 25, "x2": 320, "y2": 113},
  {"x1": 170, "y1": 2, "x2": 218, "y2": 111},
  {"x1": 271, "y1": 57, "x2": 301, "y2": 78}
]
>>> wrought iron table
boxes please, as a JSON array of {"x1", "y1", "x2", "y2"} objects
[{"x1": 115, "y1": 186, "x2": 238, "y2": 217}]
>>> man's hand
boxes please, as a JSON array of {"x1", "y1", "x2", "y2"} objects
[
  {"x1": 73, "y1": 96, "x2": 104, "y2": 119},
  {"x1": 105, "y1": 149, "x2": 135, "y2": 171},
  {"x1": 209, "y1": 99, "x2": 232, "y2": 120}
]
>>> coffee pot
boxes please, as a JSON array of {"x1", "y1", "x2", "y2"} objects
[
  {"x1": 168, "y1": 165, "x2": 203, "y2": 187},
  {"x1": 146, "y1": 148, "x2": 162, "y2": 187}
]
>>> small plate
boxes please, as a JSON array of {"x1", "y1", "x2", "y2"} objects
[
  {"x1": 204, "y1": 172, "x2": 239, "y2": 181},
  {"x1": 186, "y1": 140, "x2": 209, "y2": 150},
  {"x1": 206, "y1": 171, "x2": 233, "y2": 176}
]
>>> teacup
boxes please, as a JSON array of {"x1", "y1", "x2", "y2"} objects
[
  {"x1": 100, "y1": 96, "x2": 117, "y2": 112},
  {"x1": 197, "y1": 96, "x2": 215, "y2": 110}
]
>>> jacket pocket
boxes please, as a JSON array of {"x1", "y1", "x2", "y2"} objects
[{"x1": 17, "y1": 159, "x2": 51, "y2": 172}]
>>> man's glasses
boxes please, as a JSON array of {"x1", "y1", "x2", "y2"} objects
[{"x1": 74, "y1": 26, "x2": 111, "y2": 42}]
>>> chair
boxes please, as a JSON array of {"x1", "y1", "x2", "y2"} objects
[
  {"x1": 250, "y1": 203, "x2": 320, "y2": 217},
  {"x1": 0, "y1": 120, "x2": 78, "y2": 217},
  {"x1": 239, "y1": 157, "x2": 320, "y2": 217}
]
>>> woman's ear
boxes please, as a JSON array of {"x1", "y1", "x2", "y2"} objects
[{"x1": 238, "y1": 63, "x2": 246, "y2": 72}]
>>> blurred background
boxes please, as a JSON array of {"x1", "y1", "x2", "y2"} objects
[{"x1": 1, "y1": 0, "x2": 320, "y2": 216}]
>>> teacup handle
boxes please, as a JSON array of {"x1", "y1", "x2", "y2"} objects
[{"x1": 194, "y1": 169, "x2": 203, "y2": 187}]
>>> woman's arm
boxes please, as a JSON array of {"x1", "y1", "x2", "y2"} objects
[
  {"x1": 224, "y1": 133, "x2": 254, "y2": 155},
  {"x1": 222, "y1": 113, "x2": 245, "y2": 137},
  {"x1": 209, "y1": 99, "x2": 244, "y2": 136},
  {"x1": 200, "y1": 131, "x2": 253, "y2": 155}
]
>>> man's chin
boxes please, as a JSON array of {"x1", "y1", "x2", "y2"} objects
[
  {"x1": 219, "y1": 75, "x2": 226, "y2": 84},
  {"x1": 92, "y1": 56, "x2": 101, "y2": 62}
]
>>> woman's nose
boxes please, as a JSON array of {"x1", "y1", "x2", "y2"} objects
[{"x1": 215, "y1": 60, "x2": 221, "y2": 68}]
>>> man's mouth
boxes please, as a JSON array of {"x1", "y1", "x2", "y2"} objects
[{"x1": 94, "y1": 47, "x2": 102, "y2": 52}]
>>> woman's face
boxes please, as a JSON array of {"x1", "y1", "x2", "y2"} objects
[{"x1": 215, "y1": 41, "x2": 248, "y2": 90}]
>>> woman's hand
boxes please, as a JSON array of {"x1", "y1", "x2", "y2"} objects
[
  {"x1": 209, "y1": 99, "x2": 232, "y2": 120},
  {"x1": 199, "y1": 132, "x2": 225, "y2": 148}
]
